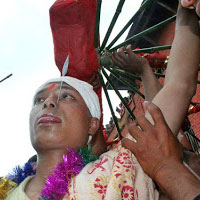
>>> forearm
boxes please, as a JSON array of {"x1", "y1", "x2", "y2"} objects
[
  {"x1": 146, "y1": 6, "x2": 200, "y2": 136},
  {"x1": 155, "y1": 162, "x2": 200, "y2": 200},
  {"x1": 165, "y1": 6, "x2": 200, "y2": 89},
  {"x1": 141, "y1": 64, "x2": 162, "y2": 101}
]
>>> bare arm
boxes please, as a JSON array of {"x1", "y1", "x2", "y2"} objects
[
  {"x1": 121, "y1": 5, "x2": 200, "y2": 199},
  {"x1": 122, "y1": 102, "x2": 200, "y2": 200},
  {"x1": 146, "y1": 5, "x2": 200, "y2": 136},
  {"x1": 112, "y1": 45, "x2": 162, "y2": 101},
  {"x1": 141, "y1": 64, "x2": 162, "y2": 101}
]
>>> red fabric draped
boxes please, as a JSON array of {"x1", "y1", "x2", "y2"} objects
[
  {"x1": 50, "y1": 0, "x2": 103, "y2": 126},
  {"x1": 50, "y1": 0, "x2": 99, "y2": 82}
]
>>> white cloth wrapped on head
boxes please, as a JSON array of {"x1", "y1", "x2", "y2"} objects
[{"x1": 34, "y1": 76, "x2": 101, "y2": 119}]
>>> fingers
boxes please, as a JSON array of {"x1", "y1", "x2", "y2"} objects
[
  {"x1": 195, "y1": 0, "x2": 200, "y2": 16},
  {"x1": 117, "y1": 47, "x2": 127, "y2": 60},
  {"x1": 128, "y1": 123, "x2": 143, "y2": 141},
  {"x1": 126, "y1": 44, "x2": 133, "y2": 55},
  {"x1": 112, "y1": 50, "x2": 126, "y2": 68},
  {"x1": 136, "y1": 115, "x2": 154, "y2": 132},
  {"x1": 143, "y1": 101, "x2": 167, "y2": 127},
  {"x1": 112, "y1": 46, "x2": 130, "y2": 68},
  {"x1": 181, "y1": 0, "x2": 196, "y2": 8},
  {"x1": 181, "y1": 0, "x2": 200, "y2": 17},
  {"x1": 121, "y1": 138, "x2": 137, "y2": 153}
]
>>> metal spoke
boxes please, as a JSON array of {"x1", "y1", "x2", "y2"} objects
[
  {"x1": 98, "y1": 71, "x2": 122, "y2": 138},
  {"x1": 109, "y1": 15, "x2": 176, "y2": 52},
  {"x1": 110, "y1": 68, "x2": 142, "y2": 81},
  {"x1": 100, "y1": 0, "x2": 126, "y2": 52},
  {"x1": 0, "y1": 74, "x2": 13, "y2": 83},
  {"x1": 94, "y1": 0, "x2": 102, "y2": 48},
  {"x1": 106, "y1": 0, "x2": 155, "y2": 50},
  {"x1": 102, "y1": 68, "x2": 136, "y2": 120},
  {"x1": 132, "y1": 45, "x2": 171, "y2": 54},
  {"x1": 105, "y1": 67, "x2": 145, "y2": 99}
]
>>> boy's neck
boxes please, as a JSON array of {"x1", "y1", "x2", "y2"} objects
[{"x1": 24, "y1": 150, "x2": 65, "y2": 199}]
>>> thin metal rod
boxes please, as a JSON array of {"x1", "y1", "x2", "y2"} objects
[
  {"x1": 106, "y1": 0, "x2": 154, "y2": 50},
  {"x1": 132, "y1": 45, "x2": 172, "y2": 54},
  {"x1": 100, "y1": 45, "x2": 171, "y2": 68},
  {"x1": 98, "y1": 71, "x2": 122, "y2": 138},
  {"x1": 112, "y1": 68, "x2": 200, "y2": 86},
  {"x1": 100, "y1": 0, "x2": 126, "y2": 52},
  {"x1": 186, "y1": 132, "x2": 199, "y2": 153},
  {"x1": 106, "y1": 67, "x2": 145, "y2": 99},
  {"x1": 186, "y1": 131, "x2": 200, "y2": 143},
  {"x1": 111, "y1": 68, "x2": 142, "y2": 81},
  {"x1": 94, "y1": 0, "x2": 102, "y2": 48},
  {"x1": 54, "y1": 81, "x2": 64, "y2": 115},
  {"x1": 154, "y1": 72, "x2": 165, "y2": 78},
  {"x1": 102, "y1": 68, "x2": 136, "y2": 120},
  {"x1": 0, "y1": 74, "x2": 13, "y2": 83},
  {"x1": 109, "y1": 15, "x2": 176, "y2": 52}
]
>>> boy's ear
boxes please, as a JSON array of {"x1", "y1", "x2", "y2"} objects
[{"x1": 88, "y1": 118, "x2": 100, "y2": 136}]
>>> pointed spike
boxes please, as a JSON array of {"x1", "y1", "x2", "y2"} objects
[{"x1": 62, "y1": 55, "x2": 69, "y2": 76}]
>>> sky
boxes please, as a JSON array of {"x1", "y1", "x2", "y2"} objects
[{"x1": 0, "y1": 0, "x2": 143, "y2": 176}]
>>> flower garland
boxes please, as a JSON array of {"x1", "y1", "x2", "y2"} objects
[
  {"x1": 0, "y1": 148, "x2": 98, "y2": 200},
  {"x1": 39, "y1": 149, "x2": 83, "y2": 200}
]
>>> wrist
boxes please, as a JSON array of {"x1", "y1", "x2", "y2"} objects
[
  {"x1": 154, "y1": 161, "x2": 200, "y2": 200},
  {"x1": 140, "y1": 63, "x2": 152, "y2": 79},
  {"x1": 153, "y1": 160, "x2": 184, "y2": 183}
]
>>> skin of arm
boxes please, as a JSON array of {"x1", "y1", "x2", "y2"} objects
[
  {"x1": 121, "y1": 4, "x2": 200, "y2": 200},
  {"x1": 112, "y1": 45, "x2": 162, "y2": 101},
  {"x1": 111, "y1": 4, "x2": 200, "y2": 137},
  {"x1": 146, "y1": 5, "x2": 200, "y2": 136},
  {"x1": 122, "y1": 102, "x2": 200, "y2": 200}
]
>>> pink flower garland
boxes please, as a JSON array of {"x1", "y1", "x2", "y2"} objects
[{"x1": 40, "y1": 149, "x2": 84, "y2": 200}]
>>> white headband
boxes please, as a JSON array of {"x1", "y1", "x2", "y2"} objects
[{"x1": 34, "y1": 76, "x2": 101, "y2": 119}]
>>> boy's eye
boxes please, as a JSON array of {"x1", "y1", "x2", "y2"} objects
[
  {"x1": 62, "y1": 93, "x2": 74, "y2": 100},
  {"x1": 34, "y1": 97, "x2": 44, "y2": 105}
]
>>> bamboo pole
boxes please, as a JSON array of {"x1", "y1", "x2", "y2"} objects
[
  {"x1": 185, "y1": 132, "x2": 200, "y2": 153},
  {"x1": 102, "y1": 68, "x2": 136, "y2": 120},
  {"x1": 132, "y1": 45, "x2": 171, "y2": 54},
  {"x1": 94, "y1": 0, "x2": 102, "y2": 48},
  {"x1": 98, "y1": 71, "x2": 122, "y2": 138},
  {"x1": 0, "y1": 74, "x2": 13, "y2": 83},
  {"x1": 106, "y1": 67, "x2": 145, "y2": 99},
  {"x1": 100, "y1": 45, "x2": 171, "y2": 68},
  {"x1": 186, "y1": 131, "x2": 200, "y2": 143},
  {"x1": 100, "y1": 0, "x2": 126, "y2": 52},
  {"x1": 154, "y1": 72, "x2": 165, "y2": 78},
  {"x1": 109, "y1": 15, "x2": 176, "y2": 52},
  {"x1": 106, "y1": 0, "x2": 155, "y2": 50},
  {"x1": 109, "y1": 67, "x2": 200, "y2": 85},
  {"x1": 111, "y1": 68, "x2": 142, "y2": 81}
]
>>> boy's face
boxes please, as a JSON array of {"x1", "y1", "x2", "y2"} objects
[{"x1": 29, "y1": 82, "x2": 92, "y2": 152}]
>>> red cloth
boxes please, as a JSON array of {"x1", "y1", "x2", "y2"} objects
[
  {"x1": 50, "y1": 0, "x2": 103, "y2": 125},
  {"x1": 50, "y1": 0, "x2": 99, "y2": 82}
]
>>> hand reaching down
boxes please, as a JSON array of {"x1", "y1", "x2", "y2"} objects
[{"x1": 122, "y1": 101, "x2": 183, "y2": 180}]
